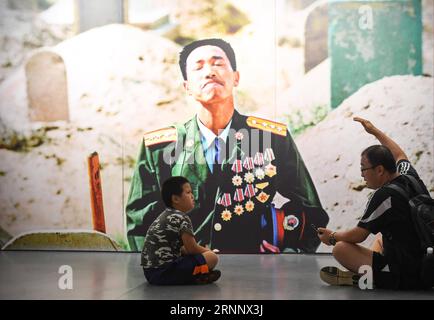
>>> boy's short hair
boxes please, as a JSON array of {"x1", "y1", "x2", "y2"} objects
[
  {"x1": 361, "y1": 145, "x2": 397, "y2": 173},
  {"x1": 161, "y1": 176, "x2": 190, "y2": 208},
  {"x1": 179, "y1": 38, "x2": 237, "y2": 80}
]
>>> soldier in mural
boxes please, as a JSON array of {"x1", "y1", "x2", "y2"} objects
[{"x1": 126, "y1": 38, "x2": 329, "y2": 253}]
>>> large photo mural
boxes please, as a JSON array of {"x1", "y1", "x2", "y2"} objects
[{"x1": 0, "y1": 0, "x2": 432, "y2": 253}]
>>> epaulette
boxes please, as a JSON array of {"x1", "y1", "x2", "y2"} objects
[
  {"x1": 143, "y1": 127, "x2": 177, "y2": 147},
  {"x1": 246, "y1": 116, "x2": 287, "y2": 136}
]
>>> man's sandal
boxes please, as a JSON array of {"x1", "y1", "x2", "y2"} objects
[{"x1": 320, "y1": 266, "x2": 360, "y2": 286}]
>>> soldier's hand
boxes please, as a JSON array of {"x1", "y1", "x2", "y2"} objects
[
  {"x1": 260, "y1": 240, "x2": 280, "y2": 253},
  {"x1": 353, "y1": 117, "x2": 378, "y2": 135}
]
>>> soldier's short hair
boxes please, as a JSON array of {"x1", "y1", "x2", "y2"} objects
[
  {"x1": 361, "y1": 145, "x2": 397, "y2": 173},
  {"x1": 161, "y1": 176, "x2": 191, "y2": 208},
  {"x1": 179, "y1": 38, "x2": 237, "y2": 80}
]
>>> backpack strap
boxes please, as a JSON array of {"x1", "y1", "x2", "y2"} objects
[
  {"x1": 386, "y1": 183, "x2": 410, "y2": 201},
  {"x1": 402, "y1": 174, "x2": 426, "y2": 196}
]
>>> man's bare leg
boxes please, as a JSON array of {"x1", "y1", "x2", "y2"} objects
[
  {"x1": 332, "y1": 241, "x2": 374, "y2": 273},
  {"x1": 320, "y1": 241, "x2": 374, "y2": 286}
]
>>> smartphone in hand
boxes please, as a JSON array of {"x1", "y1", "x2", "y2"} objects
[{"x1": 311, "y1": 224, "x2": 323, "y2": 235}]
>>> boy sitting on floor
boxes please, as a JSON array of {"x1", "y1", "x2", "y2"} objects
[{"x1": 141, "y1": 176, "x2": 221, "y2": 285}]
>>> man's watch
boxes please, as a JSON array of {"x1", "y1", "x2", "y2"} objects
[{"x1": 329, "y1": 232, "x2": 337, "y2": 246}]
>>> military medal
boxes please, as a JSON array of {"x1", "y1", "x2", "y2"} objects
[
  {"x1": 231, "y1": 159, "x2": 243, "y2": 186},
  {"x1": 264, "y1": 148, "x2": 275, "y2": 162},
  {"x1": 244, "y1": 184, "x2": 255, "y2": 198},
  {"x1": 283, "y1": 215, "x2": 299, "y2": 231},
  {"x1": 256, "y1": 191, "x2": 270, "y2": 203},
  {"x1": 234, "y1": 204, "x2": 244, "y2": 216},
  {"x1": 265, "y1": 163, "x2": 277, "y2": 177},
  {"x1": 221, "y1": 209, "x2": 232, "y2": 221},
  {"x1": 255, "y1": 168, "x2": 265, "y2": 180},
  {"x1": 232, "y1": 159, "x2": 242, "y2": 173},
  {"x1": 254, "y1": 152, "x2": 264, "y2": 166},
  {"x1": 241, "y1": 156, "x2": 255, "y2": 185},
  {"x1": 232, "y1": 175, "x2": 242, "y2": 186},
  {"x1": 218, "y1": 193, "x2": 232, "y2": 221},
  {"x1": 244, "y1": 172, "x2": 255, "y2": 184},
  {"x1": 218, "y1": 193, "x2": 232, "y2": 206},
  {"x1": 233, "y1": 188, "x2": 245, "y2": 216},
  {"x1": 243, "y1": 157, "x2": 254, "y2": 171},
  {"x1": 234, "y1": 188, "x2": 245, "y2": 202},
  {"x1": 244, "y1": 184, "x2": 256, "y2": 212},
  {"x1": 245, "y1": 200, "x2": 255, "y2": 212}
]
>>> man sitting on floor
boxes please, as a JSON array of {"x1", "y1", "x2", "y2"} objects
[{"x1": 317, "y1": 117, "x2": 431, "y2": 290}]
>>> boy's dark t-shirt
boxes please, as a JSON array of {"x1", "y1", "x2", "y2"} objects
[
  {"x1": 357, "y1": 159, "x2": 429, "y2": 272},
  {"x1": 141, "y1": 208, "x2": 194, "y2": 269}
]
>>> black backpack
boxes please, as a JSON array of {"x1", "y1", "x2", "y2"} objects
[{"x1": 387, "y1": 174, "x2": 434, "y2": 289}]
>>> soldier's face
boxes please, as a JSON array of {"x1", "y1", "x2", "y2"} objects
[
  {"x1": 172, "y1": 183, "x2": 195, "y2": 213},
  {"x1": 184, "y1": 45, "x2": 239, "y2": 105}
]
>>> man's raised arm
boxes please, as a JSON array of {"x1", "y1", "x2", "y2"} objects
[{"x1": 353, "y1": 117, "x2": 408, "y2": 162}]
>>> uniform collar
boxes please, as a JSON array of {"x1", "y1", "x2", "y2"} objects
[
  {"x1": 171, "y1": 110, "x2": 245, "y2": 190},
  {"x1": 196, "y1": 116, "x2": 232, "y2": 150}
]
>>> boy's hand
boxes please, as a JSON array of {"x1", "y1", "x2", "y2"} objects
[{"x1": 353, "y1": 117, "x2": 378, "y2": 135}]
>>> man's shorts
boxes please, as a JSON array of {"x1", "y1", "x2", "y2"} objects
[
  {"x1": 143, "y1": 254, "x2": 208, "y2": 285},
  {"x1": 372, "y1": 251, "x2": 422, "y2": 289},
  {"x1": 372, "y1": 251, "x2": 399, "y2": 289},
  {"x1": 372, "y1": 251, "x2": 388, "y2": 272}
]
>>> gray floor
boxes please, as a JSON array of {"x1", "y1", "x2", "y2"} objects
[{"x1": 0, "y1": 251, "x2": 433, "y2": 300}]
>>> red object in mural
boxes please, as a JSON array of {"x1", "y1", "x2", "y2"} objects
[{"x1": 87, "y1": 152, "x2": 106, "y2": 233}]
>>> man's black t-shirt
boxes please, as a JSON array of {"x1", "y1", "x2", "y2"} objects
[{"x1": 357, "y1": 159, "x2": 429, "y2": 271}]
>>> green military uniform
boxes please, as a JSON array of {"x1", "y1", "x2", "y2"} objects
[{"x1": 126, "y1": 110, "x2": 329, "y2": 253}]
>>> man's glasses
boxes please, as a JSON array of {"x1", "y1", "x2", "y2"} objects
[{"x1": 360, "y1": 165, "x2": 377, "y2": 172}]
